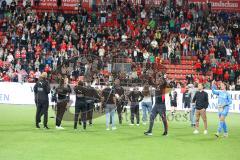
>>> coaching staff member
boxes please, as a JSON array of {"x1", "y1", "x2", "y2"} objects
[
  {"x1": 128, "y1": 85, "x2": 144, "y2": 126},
  {"x1": 113, "y1": 79, "x2": 125, "y2": 124},
  {"x1": 144, "y1": 77, "x2": 168, "y2": 136},
  {"x1": 192, "y1": 83, "x2": 209, "y2": 135},
  {"x1": 55, "y1": 77, "x2": 71, "y2": 130},
  {"x1": 85, "y1": 81, "x2": 101, "y2": 126},
  {"x1": 34, "y1": 72, "x2": 50, "y2": 129},
  {"x1": 74, "y1": 81, "x2": 87, "y2": 130}
]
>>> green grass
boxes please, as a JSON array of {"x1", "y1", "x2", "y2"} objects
[{"x1": 0, "y1": 104, "x2": 240, "y2": 160}]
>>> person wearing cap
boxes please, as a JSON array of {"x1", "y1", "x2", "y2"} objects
[
  {"x1": 33, "y1": 72, "x2": 50, "y2": 129},
  {"x1": 74, "y1": 81, "x2": 87, "y2": 130},
  {"x1": 55, "y1": 77, "x2": 72, "y2": 130}
]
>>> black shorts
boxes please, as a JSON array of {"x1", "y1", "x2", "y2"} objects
[
  {"x1": 170, "y1": 101, "x2": 177, "y2": 107},
  {"x1": 184, "y1": 103, "x2": 190, "y2": 108},
  {"x1": 51, "y1": 97, "x2": 57, "y2": 102}
]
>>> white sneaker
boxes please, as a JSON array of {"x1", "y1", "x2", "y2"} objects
[
  {"x1": 142, "y1": 122, "x2": 147, "y2": 125},
  {"x1": 204, "y1": 130, "x2": 208, "y2": 135},
  {"x1": 193, "y1": 129, "x2": 199, "y2": 134},
  {"x1": 136, "y1": 124, "x2": 140, "y2": 126},
  {"x1": 106, "y1": 128, "x2": 110, "y2": 131},
  {"x1": 223, "y1": 133, "x2": 228, "y2": 138},
  {"x1": 112, "y1": 127, "x2": 117, "y2": 130},
  {"x1": 56, "y1": 126, "x2": 65, "y2": 130},
  {"x1": 129, "y1": 123, "x2": 134, "y2": 126}
]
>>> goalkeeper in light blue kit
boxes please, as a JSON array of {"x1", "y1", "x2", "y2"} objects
[{"x1": 211, "y1": 81, "x2": 232, "y2": 138}]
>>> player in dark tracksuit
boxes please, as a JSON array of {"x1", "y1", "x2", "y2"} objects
[
  {"x1": 34, "y1": 73, "x2": 50, "y2": 129},
  {"x1": 74, "y1": 81, "x2": 87, "y2": 130},
  {"x1": 55, "y1": 78, "x2": 71, "y2": 129},
  {"x1": 128, "y1": 86, "x2": 144, "y2": 125},
  {"x1": 182, "y1": 87, "x2": 191, "y2": 115},
  {"x1": 144, "y1": 78, "x2": 168, "y2": 136},
  {"x1": 51, "y1": 86, "x2": 57, "y2": 110},
  {"x1": 85, "y1": 83, "x2": 101, "y2": 126},
  {"x1": 113, "y1": 79, "x2": 125, "y2": 124},
  {"x1": 169, "y1": 88, "x2": 177, "y2": 115}
]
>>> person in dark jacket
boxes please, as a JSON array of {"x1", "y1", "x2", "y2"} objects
[
  {"x1": 192, "y1": 83, "x2": 209, "y2": 135},
  {"x1": 113, "y1": 79, "x2": 125, "y2": 124},
  {"x1": 74, "y1": 81, "x2": 87, "y2": 130},
  {"x1": 55, "y1": 77, "x2": 71, "y2": 130},
  {"x1": 51, "y1": 86, "x2": 57, "y2": 110},
  {"x1": 102, "y1": 83, "x2": 117, "y2": 130},
  {"x1": 85, "y1": 81, "x2": 101, "y2": 126},
  {"x1": 128, "y1": 85, "x2": 144, "y2": 126},
  {"x1": 33, "y1": 72, "x2": 50, "y2": 129},
  {"x1": 144, "y1": 77, "x2": 169, "y2": 136},
  {"x1": 169, "y1": 87, "x2": 177, "y2": 115},
  {"x1": 182, "y1": 86, "x2": 191, "y2": 115}
]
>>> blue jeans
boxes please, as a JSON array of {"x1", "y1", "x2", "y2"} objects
[
  {"x1": 183, "y1": 48, "x2": 188, "y2": 56},
  {"x1": 82, "y1": 16, "x2": 87, "y2": 23},
  {"x1": 163, "y1": 52, "x2": 168, "y2": 60},
  {"x1": 105, "y1": 104, "x2": 116, "y2": 128},
  {"x1": 101, "y1": 17, "x2": 106, "y2": 24},
  {"x1": 190, "y1": 103, "x2": 196, "y2": 125},
  {"x1": 141, "y1": 101, "x2": 152, "y2": 122}
]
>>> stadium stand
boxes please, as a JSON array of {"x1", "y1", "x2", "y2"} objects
[{"x1": 0, "y1": 0, "x2": 240, "y2": 90}]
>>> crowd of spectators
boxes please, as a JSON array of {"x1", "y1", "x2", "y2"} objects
[{"x1": 0, "y1": 0, "x2": 240, "y2": 90}]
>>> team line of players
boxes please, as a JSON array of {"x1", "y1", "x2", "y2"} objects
[{"x1": 34, "y1": 72, "x2": 232, "y2": 138}]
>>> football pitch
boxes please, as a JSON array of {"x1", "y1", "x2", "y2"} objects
[{"x1": 0, "y1": 105, "x2": 240, "y2": 160}]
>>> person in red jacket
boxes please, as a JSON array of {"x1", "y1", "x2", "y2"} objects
[
  {"x1": 3, "y1": 73, "x2": 10, "y2": 82},
  {"x1": 217, "y1": 66, "x2": 223, "y2": 81},
  {"x1": 44, "y1": 64, "x2": 51, "y2": 73},
  {"x1": 15, "y1": 49, "x2": 21, "y2": 59},
  {"x1": 212, "y1": 67, "x2": 217, "y2": 80},
  {"x1": 223, "y1": 71, "x2": 229, "y2": 82},
  {"x1": 51, "y1": 39, "x2": 57, "y2": 52},
  {"x1": 209, "y1": 46, "x2": 215, "y2": 59},
  {"x1": 60, "y1": 40, "x2": 67, "y2": 53},
  {"x1": 21, "y1": 47, "x2": 26, "y2": 60},
  {"x1": 0, "y1": 59, "x2": 3, "y2": 68},
  {"x1": 195, "y1": 60, "x2": 201, "y2": 72}
]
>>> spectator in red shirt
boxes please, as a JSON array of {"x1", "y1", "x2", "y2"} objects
[
  {"x1": 0, "y1": 59, "x2": 3, "y2": 68},
  {"x1": 51, "y1": 39, "x2": 57, "y2": 52},
  {"x1": 35, "y1": 44, "x2": 42, "y2": 58},
  {"x1": 15, "y1": 49, "x2": 20, "y2": 59},
  {"x1": 224, "y1": 71, "x2": 230, "y2": 82},
  {"x1": 21, "y1": 47, "x2": 26, "y2": 60},
  {"x1": 60, "y1": 40, "x2": 67, "y2": 53},
  {"x1": 44, "y1": 64, "x2": 51, "y2": 73},
  {"x1": 195, "y1": 60, "x2": 201, "y2": 72},
  {"x1": 209, "y1": 46, "x2": 215, "y2": 59},
  {"x1": 3, "y1": 73, "x2": 10, "y2": 82},
  {"x1": 212, "y1": 67, "x2": 217, "y2": 80},
  {"x1": 217, "y1": 66, "x2": 223, "y2": 81}
]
